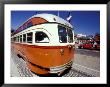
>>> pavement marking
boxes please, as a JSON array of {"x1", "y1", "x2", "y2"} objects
[{"x1": 72, "y1": 62, "x2": 100, "y2": 76}]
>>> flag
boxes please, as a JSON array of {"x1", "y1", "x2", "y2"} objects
[{"x1": 67, "y1": 11, "x2": 72, "y2": 23}]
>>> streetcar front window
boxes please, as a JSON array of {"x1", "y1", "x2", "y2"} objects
[
  {"x1": 58, "y1": 26, "x2": 67, "y2": 43},
  {"x1": 67, "y1": 29, "x2": 73, "y2": 43},
  {"x1": 58, "y1": 25, "x2": 73, "y2": 43}
]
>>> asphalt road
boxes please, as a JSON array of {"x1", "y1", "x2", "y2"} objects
[
  {"x1": 72, "y1": 48, "x2": 100, "y2": 76},
  {"x1": 75, "y1": 49, "x2": 100, "y2": 58},
  {"x1": 74, "y1": 49, "x2": 100, "y2": 70},
  {"x1": 11, "y1": 48, "x2": 100, "y2": 77}
]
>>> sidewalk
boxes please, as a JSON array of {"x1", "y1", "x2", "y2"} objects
[{"x1": 10, "y1": 56, "x2": 20, "y2": 77}]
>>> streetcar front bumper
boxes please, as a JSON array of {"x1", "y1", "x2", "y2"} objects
[{"x1": 50, "y1": 61, "x2": 73, "y2": 74}]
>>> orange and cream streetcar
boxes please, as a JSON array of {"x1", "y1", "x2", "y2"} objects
[{"x1": 11, "y1": 13, "x2": 75, "y2": 76}]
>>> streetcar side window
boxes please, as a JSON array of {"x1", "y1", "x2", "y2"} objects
[
  {"x1": 16, "y1": 36, "x2": 18, "y2": 42},
  {"x1": 13, "y1": 37, "x2": 16, "y2": 42},
  {"x1": 35, "y1": 32, "x2": 49, "y2": 43},
  {"x1": 58, "y1": 26, "x2": 67, "y2": 43},
  {"x1": 20, "y1": 35, "x2": 22, "y2": 42},
  {"x1": 27, "y1": 32, "x2": 33, "y2": 43},
  {"x1": 11, "y1": 38, "x2": 13, "y2": 42},
  {"x1": 14, "y1": 37, "x2": 17, "y2": 42},
  {"x1": 18, "y1": 36, "x2": 20, "y2": 42},
  {"x1": 23, "y1": 34, "x2": 26, "y2": 42}
]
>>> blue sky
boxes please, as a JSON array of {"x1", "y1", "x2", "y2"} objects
[{"x1": 11, "y1": 11, "x2": 100, "y2": 36}]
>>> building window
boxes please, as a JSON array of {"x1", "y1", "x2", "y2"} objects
[
  {"x1": 23, "y1": 34, "x2": 26, "y2": 42},
  {"x1": 27, "y1": 32, "x2": 33, "y2": 43},
  {"x1": 35, "y1": 32, "x2": 49, "y2": 43}
]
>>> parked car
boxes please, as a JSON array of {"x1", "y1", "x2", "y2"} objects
[
  {"x1": 93, "y1": 41, "x2": 100, "y2": 50},
  {"x1": 78, "y1": 42, "x2": 93, "y2": 49},
  {"x1": 78, "y1": 41, "x2": 100, "y2": 50}
]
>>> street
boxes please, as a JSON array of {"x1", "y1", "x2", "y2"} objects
[
  {"x1": 11, "y1": 48, "x2": 100, "y2": 77},
  {"x1": 74, "y1": 49, "x2": 100, "y2": 70},
  {"x1": 73, "y1": 49, "x2": 100, "y2": 76}
]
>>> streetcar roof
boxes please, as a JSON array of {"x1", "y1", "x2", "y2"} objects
[
  {"x1": 29, "y1": 13, "x2": 73, "y2": 28},
  {"x1": 12, "y1": 13, "x2": 73, "y2": 35}
]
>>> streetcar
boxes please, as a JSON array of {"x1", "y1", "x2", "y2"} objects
[{"x1": 11, "y1": 13, "x2": 75, "y2": 76}]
